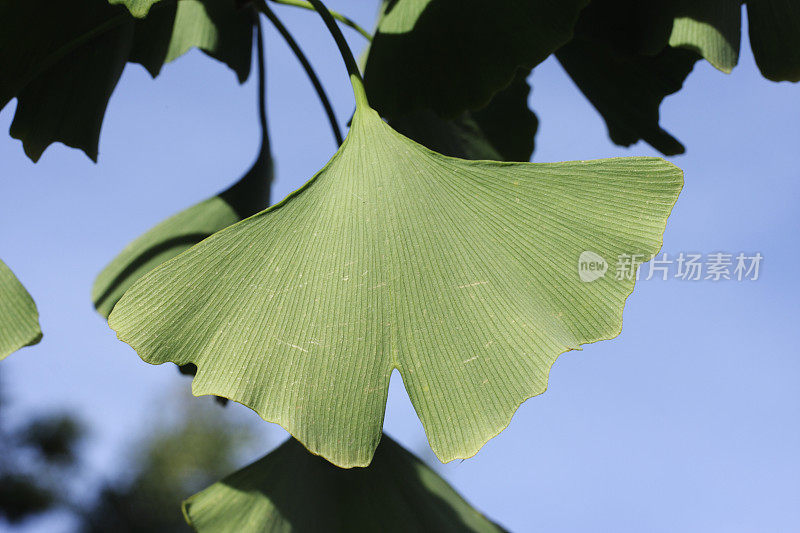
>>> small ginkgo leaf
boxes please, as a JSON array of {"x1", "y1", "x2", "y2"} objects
[
  {"x1": 0, "y1": 259, "x2": 42, "y2": 360},
  {"x1": 390, "y1": 70, "x2": 537, "y2": 162},
  {"x1": 183, "y1": 435, "x2": 505, "y2": 533},
  {"x1": 363, "y1": 0, "x2": 588, "y2": 118},
  {"x1": 747, "y1": 0, "x2": 800, "y2": 82},
  {"x1": 669, "y1": 0, "x2": 741, "y2": 74},
  {"x1": 109, "y1": 93, "x2": 682, "y2": 468},
  {"x1": 0, "y1": 0, "x2": 253, "y2": 161},
  {"x1": 93, "y1": 152, "x2": 271, "y2": 318}
]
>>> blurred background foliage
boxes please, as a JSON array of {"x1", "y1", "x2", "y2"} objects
[{"x1": 0, "y1": 370, "x2": 258, "y2": 532}]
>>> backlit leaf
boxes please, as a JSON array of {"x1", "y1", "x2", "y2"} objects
[
  {"x1": 183, "y1": 436, "x2": 505, "y2": 532},
  {"x1": 109, "y1": 96, "x2": 682, "y2": 468},
  {"x1": 109, "y1": 100, "x2": 682, "y2": 466},
  {"x1": 0, "y1": 259, "x2": 42, "y2": 360},
  {"x1": 669, "y1": 0, "x2": 741, "y2": 73}
]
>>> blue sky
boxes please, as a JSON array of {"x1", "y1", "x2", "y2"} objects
[{"x1": 1, "y1": 2, "x2": 798, "y2": 532}]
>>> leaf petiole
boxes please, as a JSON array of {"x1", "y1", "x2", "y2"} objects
[{"x1": 306, "y1": 0, "x2": 369, "y2": 110}]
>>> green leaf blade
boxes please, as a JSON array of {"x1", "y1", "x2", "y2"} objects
[
  {"x1": 0, "y1": 260, "x2": 42, "y2": 360},
  {"x1": 109, "y1": 108, "x2": 682, "y2": 467},
  {"x1": 669, "y1": 1, "x2": 741, "y2": 74}
]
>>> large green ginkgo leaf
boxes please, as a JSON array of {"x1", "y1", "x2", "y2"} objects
[
  {"x1": 363, "y1": 0, "x2": 589, "y2": 118},
  {"x1": 109, "y1": 85, "x2": 682, "y2": 468},
  {"x1": 183, "y1": 436, "x2": 505, "y2": 532},
  {"x1": 747, "y1": 0, "x2": 800, "y2": 82},
  {"x1": 0, "y1": 259, "x2": 42, "y2": 360},
  {"x1": 669, "y1": 0, "x2": 741, "y2": 74},
  {"x1": 93, "y1": 149, "x2": 271, "y2": 318},
  {"x1": 389, "y1": 70, "x2": 537, "y2": 162},
  {"x1": 0, "y1": 0, "x2": 253, "y2": 161}
]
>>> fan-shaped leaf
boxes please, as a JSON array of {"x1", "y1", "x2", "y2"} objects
[
  {"x1": 92, "y1": 153, "x2": 271, "y2": 318},
  {"x1": 0, "y1": 259, "x2": 41, "y2": 360},
  {"x1": 747, "y1": 0, "x2": 800, "y2": 82},
  {"x1": 109, "y1": 102, "x2": 682, "y2": 468},
  {"x1": 183, "y1": 436, "x2": 505, "y2": 532},
  {"x1": 363, "y1": 0, "x2": 588, "y2": 118}
]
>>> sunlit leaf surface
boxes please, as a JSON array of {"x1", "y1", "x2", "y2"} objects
[{"x1": 110, "y1": 100, "x2": 682, "y2": 467}]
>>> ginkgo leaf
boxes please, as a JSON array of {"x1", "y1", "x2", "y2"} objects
[
  {"x1": 557, "y1": 38, "x2": 698, "y2": 155},
  {"x1": 92, "y1": 152, "x2": 271, "y2": 318},
  {"x1": 109, "y1": 99, "x2": 682, "y2": 468},
  {"x1": 390, "y1": 70, "x2": 537, "y2": 162},
  {"x1": 747, "y1": 0, "x2": 800, "y2": 82},
  {"x1": 0, "y1": 0, "x2": 253, "y2": 161},
  {"x1": 363, "y1": 0, "x2": 588, "y2": 118},
  {"x1": 0, "y1": 259, "x2": 42, "y2": 360},
  {"x1": 183, "y1": 436, "x2": 505, "y2": 532},
  {"x1": 669, "y1": 0, "x2": 741, "y2": 74}
]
